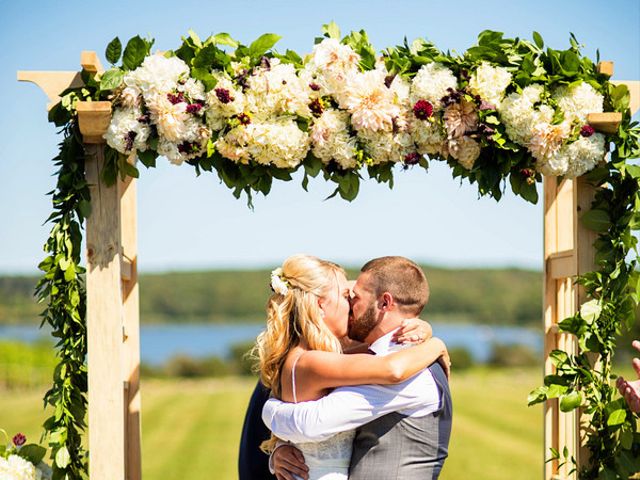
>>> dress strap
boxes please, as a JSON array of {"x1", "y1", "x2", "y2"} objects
[{"x1": 291, "y1": 352, "x2": 305, "y2": 404}]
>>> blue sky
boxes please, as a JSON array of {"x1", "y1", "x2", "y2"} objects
[{"x1": 0, "y1": 0, "x2": 638, "y2": 274}]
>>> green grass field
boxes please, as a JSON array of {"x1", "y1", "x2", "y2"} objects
[{"x1": 0, "y1": 367, "x2": 543, "y2": 479}]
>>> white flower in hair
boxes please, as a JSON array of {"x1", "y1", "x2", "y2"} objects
[{"x1": 270, "y1": 267, "x2": 289, "y2": 295}]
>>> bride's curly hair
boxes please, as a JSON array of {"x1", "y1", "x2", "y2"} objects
[{"x1": 254, "y1": 254, "x2": 345, "y2": 399}]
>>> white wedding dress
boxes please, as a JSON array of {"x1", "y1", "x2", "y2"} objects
[{"x1": 288, "y1": 354, "x2": 355, "y2": 480}]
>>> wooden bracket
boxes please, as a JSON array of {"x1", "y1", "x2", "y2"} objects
[
  {"x1": 17, "y1": 50, "x2": 103, "y2": 112},
  {"x1": 76, "y1": 101, "x2": 111, "y2": 144}
]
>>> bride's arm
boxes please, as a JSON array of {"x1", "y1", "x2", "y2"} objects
[{"x1": 300, "y1": 337, "x2": 448, "y2": 390}]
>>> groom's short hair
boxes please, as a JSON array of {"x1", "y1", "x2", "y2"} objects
[{"x1": 360, "y1": 256, "x2": 429, "y2": 315}]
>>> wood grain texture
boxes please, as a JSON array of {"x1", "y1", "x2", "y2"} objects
[{"x1": 85, "y1": 144, "x2": 126, "y2": 480}]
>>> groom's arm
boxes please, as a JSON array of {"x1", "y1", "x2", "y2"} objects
[{"x1": 262, "y1": 372, "x2": 440, "y2": 443}]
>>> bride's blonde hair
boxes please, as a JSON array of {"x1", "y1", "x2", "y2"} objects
[{"x1": 255, "y1": 254, "x2": 345, "y2": 399}]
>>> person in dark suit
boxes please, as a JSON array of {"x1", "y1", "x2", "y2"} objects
[{"x1": 238, "y1": 380, "x2": 276, "y2": 480}]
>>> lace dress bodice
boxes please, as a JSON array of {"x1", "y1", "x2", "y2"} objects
[
  {"x1": 293, "y1": 430, "x2": 355, "y2": 480},
  {"x1": 289, "y1": 352, "x2": 355, "y2": 480}
]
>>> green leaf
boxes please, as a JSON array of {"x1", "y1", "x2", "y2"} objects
[
  {"x1": 55, "y1": 446, "x2": 71, "y2": 468},
  {"x1": 78, "y1": 199, "x2": 92, "y2": 219},
  {"x1": 122, "y1": 36, "x2": 148, "y2": 71},
  {"x1": 99, "y1": 68, "x2": 124, "y2": 91},
  {"x1": 64, "y1": 262, "x2": 76, "y2": 282},
  {"x1": 18, "y1": 444, "x2": 46, "y2": 465},
  {"x1": 322, "y1": 21, "x2": 341, "y2": 40},
  {"x1": 580, "y1": 209, "x2": 611, "y2": 232},
  {"x1": 527, "y1": 386, "x2": 548, "y2": 405},
  {"x1": 559, "y1": 391, "x2": 581, "y2": 412},
  {"x1": 606, "y1": 409, "x2": 626, "y2": 427},
  {"x1": 248, "y1": 33, "x2": 281, "y2": 59},
  {"x1": 620, "y1": 429, "x2": 633, "y2": 449},
  {"x1": 532, "y1": 31, "x2": 544, "y2": 49},
  {"x1": 187, "y1": 29, "x2": 202, "y2": 48},
  {"x1": 106, "y1": 37, "x2": 122, "y2": 65},
  {"x1": 193, "y1": 44, "x2": 219, "y2": 69},
  {"x1": 579, "y1": 299, "x2": 601, "y2": 324},
  {"x1": 138, "y1": 149, "x2": 158, "y2": 168},
  {"x1": 211, "y1": 32, "x2": 239, "y2": 48}
]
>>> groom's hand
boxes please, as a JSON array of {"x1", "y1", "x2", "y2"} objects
[{"x1": 273, "y1": 444, "x2": 309, "y2": 480}]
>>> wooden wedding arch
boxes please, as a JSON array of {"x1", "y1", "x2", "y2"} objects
[{"x1": 18, "y1": 52, "x2": 640, "y2": 480}]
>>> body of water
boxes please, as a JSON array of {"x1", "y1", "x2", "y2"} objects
[{"x1": 0, "y1": 322, "x2": 541, "y2": 366}]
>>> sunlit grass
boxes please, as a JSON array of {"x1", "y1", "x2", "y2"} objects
[{"x1": 0, "y1": 368, "x2": 550, "y2": 479}]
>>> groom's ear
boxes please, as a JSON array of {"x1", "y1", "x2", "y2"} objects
[{"x1": 379, "y1": 292, "x2": 394, "y2": 311}]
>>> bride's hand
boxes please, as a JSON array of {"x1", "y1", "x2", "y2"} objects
[
  {"x1": 392, "y1": 318, "x2": 433, "y2": 344},
  {"x1": 437, "y1": 345, "x2": 452, "y2": 379}
]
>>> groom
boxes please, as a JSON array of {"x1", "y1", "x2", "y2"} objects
[{"x1": 263, "y1": 256, "x2": 452, "y2": 479}]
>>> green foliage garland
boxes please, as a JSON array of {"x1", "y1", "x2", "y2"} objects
[{"x1": 34, "y1": 25, "x2": 639, "y2": 479}]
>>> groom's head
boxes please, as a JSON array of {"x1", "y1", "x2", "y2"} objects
[{"x1": 348, "y1": 256, "x2": 430, "y2": 344}]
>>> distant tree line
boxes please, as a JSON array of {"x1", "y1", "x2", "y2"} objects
[{"x1": 2, "y1": 265, "x2": 544, "y2": 326}]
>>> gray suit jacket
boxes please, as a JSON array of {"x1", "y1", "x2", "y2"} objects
[{"x1": 349, "y1": 362, "x2": 453, "y2": 479}]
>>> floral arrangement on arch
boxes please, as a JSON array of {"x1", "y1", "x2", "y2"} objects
[
  {"x1": 0, "y1": 430, "x2": 52, "y2": 480},
  {"x1": 96, "y1": 24, "x2": 612, "y2": 204}
]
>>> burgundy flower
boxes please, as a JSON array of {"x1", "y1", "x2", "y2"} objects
[
  {"x1": 177, "y1": 141, "x2": 199, "y2": 155},
  {"x1": 309, "y1": 83, "x2": 321, "y2": 91},
  {"x1": 186, "y1": 103, "x2": 203, "y2": 114},
  {"x1": 413, "y1": 100, "x2": 434, "y2": 120},
  {"x1": 260, "y1": 56, "x2": 271, "y2": 70},
  {"x1": 309, "y1": 98, "x2": 324, "y2": 117},
  {"x1": 384, "y1": 75, "x2": 396, "y2": 88},
  {"x1": 166, "y1": 92, "x2": 185, "y2": 105},
  {"x1": 125, "y1": 131, "x2": 138, "y2": 152},
  {"x1": 580, "y1": 125, "x2": 595, "y2": 137},
  {"x1": 215, "y1": 88, "x2": 234, "y2": 104},
  {"x1": 441, "y1": 89, "x2": 462, "y2": 107},
  {"x1": 236, "y1": 113, "x2": 251, "y2": 126},
  {"x1": 12, "y1": 433, "x2": 26, "y2": 447},
  {"x1": 404, "y1": 152, "x2": 421, "y2": 165}
]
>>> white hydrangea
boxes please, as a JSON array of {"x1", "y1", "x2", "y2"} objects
[
  {"x1": 357, "y1": 124, "x2": 415, "y2": 165},
  {"x1": 409, "y1": 63, "x2": 458, "y2": 111},
  {"x1": 310, "y1": 109, "x2": 358, "y2": 169},
  {"x1": 536, "y1": 133, "x2": 606, "y2": 177},
  {"x1": 245, "y1": 60, "x2": 311, "y2": 120},
  {"x1": 498, "y1": 84, "x2": 551, "y2": 145},
  {"x1": 215, "y1": 125, "x2": 252, "y2": 164},
  {"x1": 410, "y1": 118, "x2": 447, "y2": 156},
  {"x1": 468, "y1": 62, "x2": 512, "y2": 107},
  {"x1": 553, "y1": 82, "x2": 604, "y2": 124},
  {"x1": 205, "y1": 73, "x2": 245, "y2": 131},
  {"x1": 246, "y1": 120, "x2": 311, "y2": 169},
  {"x1": 177, "y1": 78, "x2": 205, "y2": 102},
  {"x1": 0, "y1": 454, "x2": 42, "y2": 480},
  {"x1": 103, "y1": 108, "x2": 150, "y2": 154},
  {"x1": 123, "y1": 54, "x2": 190, "y2": 98},
  {"x1": 339, "y1": 69, "x2": 401, "y2": 132}
]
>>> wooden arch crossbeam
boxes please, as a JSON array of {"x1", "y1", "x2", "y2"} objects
[{"x1": 18, "y1": 51, "x2": 640, "y2": 480}]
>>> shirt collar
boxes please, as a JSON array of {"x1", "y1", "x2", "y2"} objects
[{"x1": 368, "y1": 327, "x2": 403, "y2": 356}]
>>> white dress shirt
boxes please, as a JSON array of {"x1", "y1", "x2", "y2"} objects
[{"x1": 262, "y1": 328, "x2": 441, "y2": 444}]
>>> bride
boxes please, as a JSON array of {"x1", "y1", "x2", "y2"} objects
[{"x1": 255, "y1": 254, "x2": 449, "y2": 480}]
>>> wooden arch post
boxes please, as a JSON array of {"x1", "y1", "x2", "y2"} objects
[
  {"x1": 19, "y1": 51, "x2": 142, "y2": 480},
  {"x1": 17, "y1": 53, "x2": 640, "y2": 480},
  {"x1": 542, "y1": 63, "x2": 640, "y2": 480}
]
